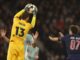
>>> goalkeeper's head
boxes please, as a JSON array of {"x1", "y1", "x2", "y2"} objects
[{"x1": 21, "y1": 3, "x2": 38, "y2": 21}]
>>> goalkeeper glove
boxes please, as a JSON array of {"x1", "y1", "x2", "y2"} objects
[
  {"x1": 24, "y1": 4, "x2": 33, "y2": 12},
  {"x1": 24, "y1": 3, "x2": 38, "y2": 15},
  {"x1": 32, "y1": 6, "x2": 38, "y2": 16}
]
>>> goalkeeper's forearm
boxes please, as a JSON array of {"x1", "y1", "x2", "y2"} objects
[
  {"x1": 14, "y1": 9, "x2": 25, "y2": 18},
  {"x1": 31, "y1": 15, "x2": 36, "y2": 28}
]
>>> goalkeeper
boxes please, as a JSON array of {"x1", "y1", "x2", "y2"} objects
[{"x1": 7, "y1": 3, "x2": 38, "y2": 60}]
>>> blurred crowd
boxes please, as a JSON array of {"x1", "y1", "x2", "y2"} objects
[{"x1": 0, "y1": 0, "x2": 80, "y2": 60}]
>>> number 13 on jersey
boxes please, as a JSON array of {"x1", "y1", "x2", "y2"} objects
[{"x1": 16, "y1": 27, "x2": 25, "y2": 37}]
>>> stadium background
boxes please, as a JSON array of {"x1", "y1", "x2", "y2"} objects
[{"x1": 0, "y1": 0, "x2": 80, "y2": 60}]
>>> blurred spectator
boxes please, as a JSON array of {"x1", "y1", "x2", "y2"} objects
[{"x1": 0, "y1": 21, "x2": 9, "y2": 60}]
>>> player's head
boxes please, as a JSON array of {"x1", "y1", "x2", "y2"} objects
[
  {"x1": 69, "y1": 25, "x2": 80, "y2": 35},
  {"x1": 21, "y1": 3, "x2": 38, "y2": 21}
]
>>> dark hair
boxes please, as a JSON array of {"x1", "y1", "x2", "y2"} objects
[
  {"x1": 69, "y1": 25, "x2": 79, "y2": 34},
  {"x1": 20, "y1": 11, "x2": 33, "y2": 22},
  {"x1": 20, "y1": 11, "x2": 29, "y2": 19}
]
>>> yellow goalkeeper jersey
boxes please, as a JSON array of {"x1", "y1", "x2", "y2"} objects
[{"x1": 10, "y1": 9, "x2": 36, "y2": 42}]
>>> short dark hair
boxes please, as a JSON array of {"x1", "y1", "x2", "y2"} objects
[
  {"x1": 20, "y1": 11, "x2": 33, "y2": 22},
  {"x1": 20, "y1": 11, "x2": 29, "y2": 19},
  {"x1": 69, "y1": 25, "x2": 79, "y2": 34}
]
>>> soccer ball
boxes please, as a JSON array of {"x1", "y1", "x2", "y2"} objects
[{"x1": 25, "y1": 3, "x2": 38, "y2": 14}]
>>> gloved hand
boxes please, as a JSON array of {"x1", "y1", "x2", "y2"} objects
[
  {"x1": 32, "y1": 6, "x2": 38, "y2": 16},
  {"x1": 24, "y1": 3, "x2": 38, "y2": 14}
]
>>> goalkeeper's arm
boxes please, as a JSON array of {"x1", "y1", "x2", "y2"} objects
[
  {"x1": 14, "y1": 9, "x2": 25, "y2": 19},
  {"x1": 31, "y1": 14, "x2": 36, "y2": 28},
  {"x1": 31, "y1": 8, "x2": 37, "y2": 28},
  {"x1": 14, "y1": 4, "x2": 30, "y2": 19}
]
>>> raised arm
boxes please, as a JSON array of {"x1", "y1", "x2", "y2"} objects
[
  {"x1": 59, "y1": 32, "x2": 64, "y2": 37},
  {"x1": 14, "y1": 9, "x2": 25, "y2": 19},
  {"x1": 33, "y1": 31, "x2": 39, "y2": 40},
  {"x1": 0, "y1": 29, "x2": 9, "y2": 43},
  {"x1": 49, "y1": 36, "x2": 59, "y2": 41},
  {"x1": 49, "y1": 32, "x2": 64, "y2": 42},
  {"x1": 31, "y1": 4, "x2": 38, "y2": 28},
  {"x1": 14, "y1": 4, "x2": 31, "y2": 19},
  {"x1": 31, "y1": 15, "x2": 36, "y2": 28},
  {"x1": 3, "y1": 36, "x2": 9, "y2": 43}
]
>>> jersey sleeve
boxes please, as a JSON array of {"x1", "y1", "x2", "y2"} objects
[
  {"x1": 13, "y1": 9, "x2": 25, "y2": 21},
  {"x1": 31, "y1": 15, "x2": 36, "y2": 28}
]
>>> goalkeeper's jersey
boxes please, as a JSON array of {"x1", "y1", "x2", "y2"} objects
[
  {"x1": 10, "y1": 9, "x2": 36, "y2": 43},
  {"x1": 25, "y1": 45, "x2": 39, "y2": 60},
  {"x1": 10, "y1": 18, "x2": 32, "y2": 42}
]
